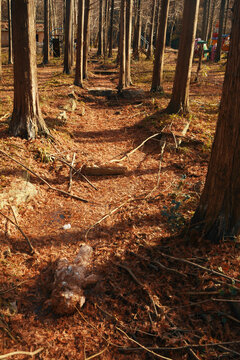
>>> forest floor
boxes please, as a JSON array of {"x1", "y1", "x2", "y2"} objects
[{"x1": 0, "y1": 49, "x2": 240, "y2": 360}]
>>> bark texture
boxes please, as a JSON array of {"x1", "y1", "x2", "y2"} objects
[
  {"x1": 0, "y1": 0, "x2": 2, "y2": 79},
  {"x1": 166, "y1": 0, "x2": 200, "y2": 114},
  {"x1": 8, "y1": 0, "x2": 13, "y2": 64},
  {"x1": 118, "y1": 0, "x2": 126, "y2": 92},
  {"x1": 43, "y1": 0, "x2": 50, "y2": 64},
  {"x1": 97, "y1": 0, "x2": 103, "y2": 56},
  {"x1": 108, "y1": 0, "x2": 114, "y2": 57},
  {"x1": 147, "y1": 0, "x2": 156, "y2": 59},
  {"x1": 64, "y1": 0, "x2": 74, "y2": 74},
  {"x1": 125, "y1": 0, "x2": 133, "y2": 86},
  {"x1": 10, "y1": 0, "x2": 49, "y2": 139},
  {"x1": 151, "y1": 0, "x2": 170, "y2": 92},
  {"x1": 133, "y1": 0, "x2": 141, "y2": 60},
  {"x1": 215, "y1": 0, "x2": 226, "y2": 62},
  {"x1": 83, "y1": 0, "x2": 90, "y2": 79},
  {"x1": 191, "y1": 0, "x2": 240, "y2": 241}
]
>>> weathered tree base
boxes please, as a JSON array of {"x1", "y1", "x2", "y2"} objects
[
  {"x1": 76, "y1": 163, "x2": 127, "y2": 176},
  {"x1": 46, "y1": 244, "x2": 98, "y2": 315},
  {"x1": 9, "y1": 114, "x2": 49, "y2": 140}
]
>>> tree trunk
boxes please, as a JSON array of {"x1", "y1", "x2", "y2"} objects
[
  {"x1": 64, "y1": 0, "x2": 74, "y2": 74},
  {"x1": 207, "y1": 0, "x2": 216, "y2": 43},
  {"x1": 97, "y1": 0, "x2": 104, "y2": 56},
  {"x1": 147, "y1": 0, "x2": 156, "y2": 59},
  {"x1": 9, "y1": 0, "x2": 49, "y2": 139},
  {"x1": 166, "y1": 0, "x2": 200, "y2": 114},
  {"x1": 223, "y1": 0, "x2": 230, "y2": 35},
  {"x1": 118, "y1": 0, "x2": 126, "y2": 92},
  {"x1": 190, "y1": 0, "x2": 240, "y2": 242},
  {"x1": 74, "y1": 0, "x2": 85, "y2": 86},
  {"x1": 108, "y1": 0, "x2": 114, "y2": 57},
  {"x1": 83, "y1": 0, "x2": 90, "y2": 79},
  {"x1": 103, "y1": 0, "x2": 110, "y2": 58},
  {"x1": 151, "y1": 0, "x2": 170, "y2": 92},
  {"x1": 214, "y1": 0, "x2": 226, "y2": 62},
  {"x1": 43, "y1": 0, "x2": 50, "y2": 64},
  {"x1": 154, "y1": 0, "x2": 160, "y2": 47},
  {"x1": 201, "y1": 0, "x2": 208, "y2": 40},
  {"x1": 7, "y1": 0, "x2": 13, "y2": 64},
  {"x1": 125, "y1": 0, "x2": 133, "y2": 86},
  {"x1": 133, "y1": 0, "x2": 141, "y2": 60}
]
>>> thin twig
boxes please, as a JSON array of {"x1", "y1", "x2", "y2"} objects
[
  {"x1": 0, "y1": 348, "x2": 44, "y2": 359},
  {"x1": 160, "y1": 252, "x2": 240, "y2": 284},
  {"x1": 0, "y1": 113, "x2": 10, "y2": 121},
  {"x1": 218, "y1": 345, "x2": 240, "y2": 357},
  {"x1": 85, "y1": 348, "x2": 107, "y2": 360},
  {"x1": 0, "y1": 210, "x2": 35, "y2": 254},
  {"x1": 0, "y1": 149, "x2": 88, "y2": 203},
  {"x1": 116, "y1": 327, "x2": 173, "y2": 360},
  {"x1": 0, "y1": 280, "x2": 29, "y2": 295},
  {"x1": 110, "y1": 132, "x2": 161, "y2": 163}
]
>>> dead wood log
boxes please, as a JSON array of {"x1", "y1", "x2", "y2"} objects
[
  {"x1": 46, "y1": 244, "x2": 98, "y2": 315},
  {"x1": 77, "y1": 163, "x2": 127, "y2": 176}
]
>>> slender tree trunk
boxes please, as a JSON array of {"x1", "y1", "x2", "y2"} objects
[
  {"x1": 154, "y1": 0, "x2": 160, "y2": 46},
  {"x1": 166, "y1": 0, "x2": 200, "y2": 114},
  {"x1": 207, "y1": 0, "x2": 216, "y2": 43},
  {"x1": 108, "y1": 0, "x2": 114, "y2": 57},
  {"x1": 151, "y1": 0, "x2": 170, "y2": 92},
  {"x1": 214, "y1": 0, "x2": 226, "y2": 62},
  {"x1": 43, "y1": 0, "x2": 50, "y2": 64},
  {"x1": 118, "y1": 0, "x2": 126, "y2": 92},
  {"x1": 103, "y1": 0, "x2": 109, "y2": 58},
  {"x1": 8, "y1": 0, "x2": 13, "y2": 64},
  {"x1": 223, "y1": 0, "x2": 230, "y2": 34},
  {"x1": 97, "y1": 0, "x2": 104, "y2": 55},
  {"x1": 133, "y1": 0, "x2": 141, "y2": 60},
  {"x1": 10, "y1": 0, "x2": 49, "y2": 139},
  {"x1": 64, "y1": 0, "x2": 74, "y2": 73},
  {"x1": 190, "y1": 0, "x2": 240, "y2": 242},
  {"x1": 147, "y1": 0, "x2": 156, "y2": 59},
  {"x1": 125, "y1": 0, "x2": 133, "y2": 86},
  {"x1": 75, "y1": 0, "x2": 85, "y2": 86},
  {"x1": 83, "y1": 0, "x2": 90, "y2": 79},
  {"x1": 201, "y1": 0, "x2": 209, "y2": 40}
]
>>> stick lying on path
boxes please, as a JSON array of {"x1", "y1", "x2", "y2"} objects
[
  {"x1": 0, "y1": 348, "x2": 44, "y2": 359},
  {"x1": 0, "y1": 149, "x2": 88, "y2": 203}
]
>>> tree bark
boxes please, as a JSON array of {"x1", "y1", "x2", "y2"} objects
[
  {"x1": 108, "y1": 0, "x2": 114, "y2": 57},
  {"x1": 166, "y1": 0, "x2": 200, "y2": 114},
  {"x1": 147, "y1": 0, "x2": 156, "y2": 59},
  {"x1": 118, "y1": 0, "x2": 126, "y2": 92},
  {"x1": 214, "y1": 0, "x2": 226, "y2": 62},
  {"x1": 223, "y1": 0, "x2": 230, "y2": 35},
  {"x1": 201, "y1": 0, "x2": 211, "y2": 41},
  {"x1": 97, "y1": 0, "x2": 104, "y2": 56},
  {"x1": 0, "y1": 0, "x2": 2, "y2": 80},
  {"x1": 9, "y1": 0, "x2": 49, "y2": 139},
  {"x1": 83, "y1": 0, "x2": 90, "y2": 79},
  {"x1": 151, "y1": 0, "x2": 170, "y2": 92},
  {"x1": 190, "y1": 0, "x2": 240, "y2": 242},
  {"x1": 133, "y1": 0, "x2": 141, "y2": 60},
  {"x1": 43, "y1": 0, "x2": 50, "y2": 64},
  {"x1": 64, "y1": 0, "x2": 74, "y2": 74},
  {"x1": 7, "y1": 0, "x2": 13, "y2": 64},
  {"x1": 125, "y1": 0, "x2": 133, "y2": 86},
  {"x1": 74, "y1": 0, "x2": 85, "y2": 86}
]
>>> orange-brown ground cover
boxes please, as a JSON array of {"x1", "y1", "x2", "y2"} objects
[{"x1": 0, "y1": 49, "x2": 239, "y2": 359}]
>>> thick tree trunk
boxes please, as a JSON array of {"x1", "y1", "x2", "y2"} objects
[
  {"x1": 154, "y1": 0, "x2": 160, "y2": 47},
  {"x1": 166, "y1": 0, "x2": 200, "y2": 114},
  {"x1": 190, "y1": 0, "x2": 240, "y2": 241},
  {"x1": 147, "y1": 0, "x2": 156, "y2": 59},
  {"x1": 201, "y1": 0, "x2": 208, "y2": 40},
  {"x1": 133, "y1": 0, "x2": 141, "y2": 60},
  {"x1": 74, "y1": 0, "x2": 85, "y2": 86},
  {"x1": 9, "y1": 0, "x2": 49, "y2": 139},
  {"x1": 118, "y1": 0, "x2": 126, "y2": 92},
  {"x1": 103, "y1": 0, "x2": 109, "y2": 58},
  {"x1": 108, "y1": 0, "x2": 114, "y2": 57},
  {"x1": 8, "y1": 0, "x2": 13, "y2": 64},
  {"x1": 97, "y1": 0, "x2": 104, "y2": 56},
  {"x1": 64, "y1": 0, "x2": 74, "y2": 74},
  {"x1": 43, "y1": 0, "x2": 50, "y2": 64},
  {"x1": 125, "y1": 0, "x2": 133, "y2": 86},
  {"x1": 151, "y1": 0, "x2": 170, "y2": 92},
  {"x1": 83, "y1": 0, "x2": 90, "y2": 79},
  {"x1": 214, "y1": 0, "x2": 226, "y2": 62}
]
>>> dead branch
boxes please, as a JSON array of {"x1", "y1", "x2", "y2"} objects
[
  {"x1": 85, "y1": 348, "x2": 108, "y2": 360},
  {"x1": 0, "y1": 113, "x2": 10, "y2": 121},
  {"x1": 116, "y1": 327, "x2": 173, "y2": 360},
  {"x1": 110, "y1": 132, "x2": 161, "y2": 163},
  {"x1": 160, "y1": 252, "x2": 240, "y2": 284},
  {"x1": 0, "y1": 348, "x2": 44, "y2": 359},
  {"x1": 0, "y1": 210, "x2": 35, "y2": 254},
  {"x1": 0, "y1": 149, "x2": 88, "y2": 203},
  {"x1": 80, "y1": 163, "x2": 127, "y2": 176},
  {"x1": 68, "y1": 152, "x2": 76, "y2": 192},
  {"x1": 0, "y1": 280, "x2": 29, "y2": 295}
]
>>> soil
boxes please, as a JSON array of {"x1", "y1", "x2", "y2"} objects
[{"x1": 0, "y1": 49, "x2": 240, "y2": 359}]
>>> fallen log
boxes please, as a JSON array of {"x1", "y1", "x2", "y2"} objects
[{"x1": 76, "y1": 163, "x2": 127, "y2": 176}]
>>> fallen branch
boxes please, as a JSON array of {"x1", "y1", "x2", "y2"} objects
[
  {"x1": 80, "y1": 163, "x2": 127, "y2": 176},
  {"x1": 68, "y1": 152, "x2": 76, "y2": 192},
  {"x1": 110, "y1": 132, "x2": 161, "y2": 163},
  {"x1": 116, "y1": 327, "x2": 173, "y2": 360},
  {"x1": 0, "y1": 113, "x2": 10, "y2": 121},
  {"x1": 160, "y1": 252, "x2": 240, "y2": 284},
  {"x1": 0, "y1": 149, "x2": 88, "y2": 203},
  {"x1": 0, "y1": 211, "x2": 35, "y2": 254},
  {"x1": 85, "y1": 348, "x2": 107, "y2": 360},
  {"x1": 0, "y1": 348, "x2": 44, "y2": 359}
]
